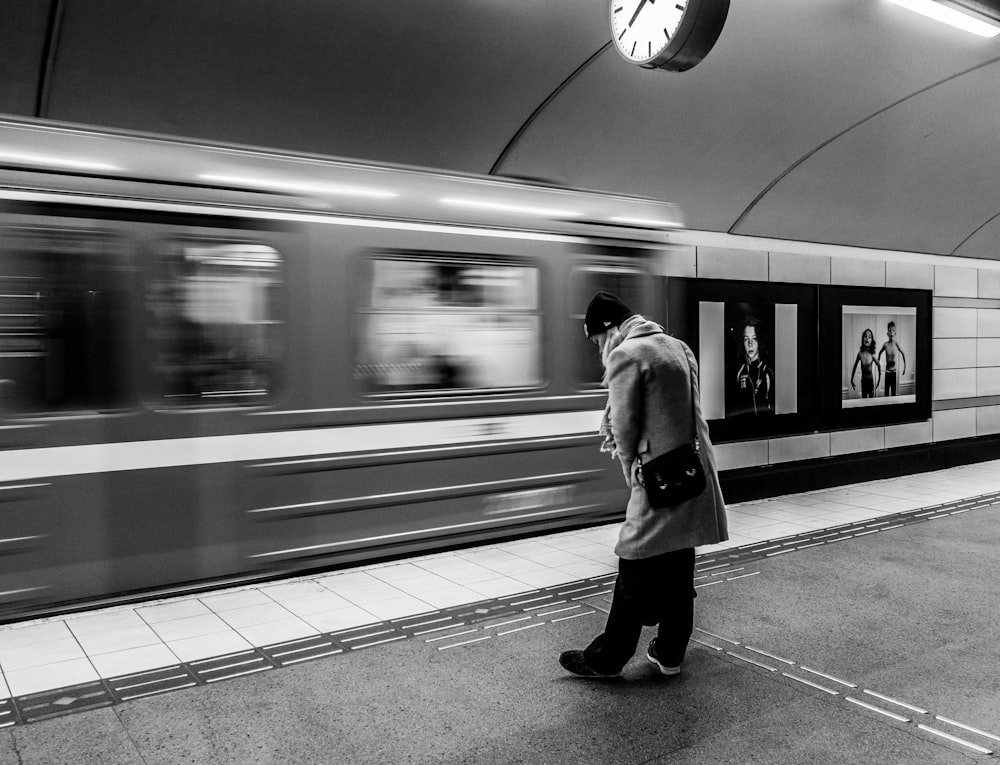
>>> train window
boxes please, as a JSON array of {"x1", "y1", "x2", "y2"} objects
[
  {"x1": 0, "y1": 228, "x2": 137, "y2": 415},
  {"x1": 354, "y1": 257, "x2": 542, "y2": 394},
  {"x1": 571, "y1": 267, "x2": 646, "y2": 385},
  {"x1": 146, "y1": 241, "x2": 284, "y2": 406}
]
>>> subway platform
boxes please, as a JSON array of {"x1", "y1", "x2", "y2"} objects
[{"x1": 2, "y1": 461, "x2": 1000, "y2": 764}]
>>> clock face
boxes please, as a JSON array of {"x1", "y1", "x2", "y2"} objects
[
  {"x1": 609, "y1": 0, "x2": 730, "y2": 72},
  {"x1": 610, "y1": 0, "x2": 689, "y2": 66}
]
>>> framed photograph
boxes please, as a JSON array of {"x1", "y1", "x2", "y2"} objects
[
  {"x1": 819, "y1": 286, "x2": 931, "y2": 428},
  {"x1": 668, "y1": 278, "x2": 818, "y2": 441}
]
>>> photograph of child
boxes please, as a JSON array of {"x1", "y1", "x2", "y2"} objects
[
  {"x1": 725, "y1": 303, "x2": 775, "y2": 418},
  {"x1": 841, "y1": 306, "x2": 916, "y2": 408}
]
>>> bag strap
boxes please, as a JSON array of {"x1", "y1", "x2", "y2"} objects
[{"x1": 685, "y1": 347, "x2": 701, "y2": 454}]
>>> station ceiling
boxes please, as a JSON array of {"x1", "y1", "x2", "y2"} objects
[{"x1": 3, "y1": 0, "x2": 1000, "y2": 259}]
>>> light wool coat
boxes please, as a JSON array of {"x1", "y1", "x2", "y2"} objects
[{"x1": 606, "y1": 319, "x2": 729, "y2": 558}]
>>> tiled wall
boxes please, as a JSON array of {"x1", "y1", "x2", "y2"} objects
[{"x1": 657, "y1": 241, "x2": 1000, "y2": 472}]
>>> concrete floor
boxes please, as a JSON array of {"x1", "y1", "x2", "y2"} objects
[{"x1": 2, "y1": 501, "x2": 997, "y2": 763}]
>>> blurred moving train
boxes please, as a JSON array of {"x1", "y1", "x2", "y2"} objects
[{"x1": 0, "y1": 117, "x2": 682, "y2": 622}]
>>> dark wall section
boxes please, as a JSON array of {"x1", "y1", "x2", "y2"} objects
[
  {"x1": 720, "y1": 435, "x2": 1000, "y2": 504},
  {"x1": 0, "y1": 0, "x2": 55, "y2": 117}
]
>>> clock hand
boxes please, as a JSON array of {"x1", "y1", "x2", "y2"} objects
[{"x1": 628, "y1": 0, "x2": 654, "y2": 28}]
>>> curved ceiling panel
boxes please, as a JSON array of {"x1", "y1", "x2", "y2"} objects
[
  {"x1": 43, "y1": 0, "x2": 609, "y2": 171},
  {"x1": 496, "y1": 0, "x2": 1000, "y2": 239},
  {"x1": 735, "y1": 61, "x2": 1000, "y2": 257}
]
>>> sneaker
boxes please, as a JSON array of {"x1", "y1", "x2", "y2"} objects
[
  {"x1": 646, "y1": 640, "x2": 681, "y2": 676},
  {"x1": 559, "y1": 650, "x2": 621, "y2": 678}
]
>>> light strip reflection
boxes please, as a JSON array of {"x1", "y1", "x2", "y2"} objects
[
  {"x1": 439, "y1": 197, "x2": 582, "y2": 218},
  {"x1": 199, "y1": 173, "x2": 398, "y2": 199},
  {"x1": 0, "y1": 151, "x2": 121, "y2": 172}
]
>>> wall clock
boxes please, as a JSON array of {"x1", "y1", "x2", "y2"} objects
[{"x1": 609, "y1": 0, "x2": 730, "y2": 72}]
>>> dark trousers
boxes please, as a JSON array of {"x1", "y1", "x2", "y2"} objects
[{"x1": 583, "y1": 547, "x2": 696, "y2": 674}]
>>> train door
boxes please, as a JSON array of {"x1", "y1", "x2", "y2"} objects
[
  {"x1": 0, "y1": 217, "x2": 141, "y2": 615},
  {"x1": 107, "y1": 219, "x2": 297, "y2": 597}
]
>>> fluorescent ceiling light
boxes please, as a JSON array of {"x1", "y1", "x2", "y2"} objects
[
  {"x1": 887, "y1": 0, "x2": 1000, "y2": 37},
  {"x1": 0, "y1": 151, "x2": 120, "y2": 171},
  {"x1": 439, "y1": 197, "x2": 581, "y2": 218},
  {"x1": 200, "y1": 174, "x2": 397, "y2": 199}
]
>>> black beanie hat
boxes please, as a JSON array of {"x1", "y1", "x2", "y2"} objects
[{"x1": 584, "y1": 291, "x2": 635, "y2": 338}]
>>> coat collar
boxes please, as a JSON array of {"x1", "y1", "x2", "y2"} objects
[{"x1": 619, "y1": 315, "x2": 665, "y2": 341}]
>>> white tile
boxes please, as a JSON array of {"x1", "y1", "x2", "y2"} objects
[
  {"x1": 751, "y1": 522, "x2": 814, "y2": 539},
  {"x1": 979, "y1": 308, "x2": 1000, "y2": 338},
  {"x1": 567, "y1": 543, "x2": 617, "y2": 563},
  {"x1": 416, "y1": 587, "x2": 484, "y2": 610},
  {"x1": 933, "y1": 368, "x2": 976, "y2": 399},
  {"x1": 512, "y1": 568, "x2": 582, "y2": 588},
  {"x1": 933, "y1": 338, "x2": 976, "y2": 369},
  {"x1": 366, "y1": 563, "x2": 432, "y2": 583},
  {"x1": 466, "y1": 578, "x2": 535, "y2": 598},
  {"x1": 884, "y1": 420, "x2": 932, "y2": 449},
  {"x1": 479, "y1": 557, "x2": 546, "y2": 577},
  {"x1": 977, "y1": 405, "x2": 1000, "y2": 436},
  {"x1": 201, "y1": 589, "x2": 273, "y2": 612},
  {"x1": 768, "y1": 433, "x2": 830, "y2": 463},
  {"x1": 259, "y1": 580, "x2": 328, "y2": 600},
  {"x1": 167, "y1": 631, "x2": 253, "y2": 663},
  {"x1": 453, "y1": 548, "x2": 521, "y2": 566},
  {"x1": 697, "y1": 247, "x2": 768, "y2": 281},
  {"x1": 71, "y1": 624, "x2": 164, "y2": 656},
  {"x1": 430, "y1": 563, "x2": 502, "y2": 586},
  {"x1": 5, "y1": 658, "x2": 99, "y2": 697},
  {"x1": 655, "y1": 245, "x2": 696, "y2": 278},
  {"x1": 979, "y1": 269, "x2": 1000, "y2": 299},
  {"x1": 302, "y1": 607, "x2": 379, "y2": 633},
  {"x1": 832, "y1": 258, "x2": 885, "y2": 287},
  {"x1": 149, "y1": 613, "x2": 233, "y2": 642},
  {"x1": 89, "y1": 644, "x2": 178, "y2": 679},
  {"x1": 274, "y1": 591, "x2": 353, "y2": 616},
  {"x1": 502, "y1": 541, "x2": 556, "y2": 557},
  {"x1": 887, "y1": 261, "x2": 934, "y2": 290},
  {"x1": 933, "y1": 408, "x2": 977, "y2": 441},
  {"x1": 217, "y1": 603, "x2": 293, "y2": 629},
  {"x1": 977, "y1": 367, "x2": 1000, "y2": 397},
  {"x1": 0, "y1": 621, "x2": 71, "y2": 651},
  {"x1": 64, "y1": 609, "x2": 147, "y2": 637},
  {"x1": 235, "y1": 618, "x2": 318, "y2": 648},
  {"x1": 768, "y1": 251, "x2": 830, "y2": 284},
  {"x1": 935, "y1": 265, "x2": 978, "y2": 297},
  {"x1": 389, "y1": 574, "x2": 460, "y2": 595},
  {"x1": 514, "y1": 549, "x2": 589, "y2": 568},
  {"x1": 831, "y1": 427, "x2": 885, "y2": 456},
  {"x1": 315, "y1": 572, "x2": 384, "y2": 590},
  {"x1": 934, "y1": 307, "x2": 977, "y2": 338},
  {"x1": 321, "y1": 580, "x2": 403, "y2": 602},
  {"x1": 535, "y1": 533, "x2": 600, "y2": 552},
  {"x1": 553, "y1": 561, "x2": 618, "y2": 579},
  {"x1": 978, "y1": 338, "x2": 1000, "y2": 367},
  {"x1": 0, "y1": 673, "x2": 9, "y2": 699},
  {"x1": 0, "y1": 638, "x2": 87, "y2": 672},
  {"x1": 137, "y1": 599, "x2": 212, "y2": 624},
  {"x1": 714, "y1": 440, "x2": 768, "y2": 471},
  {"x1": 362, "y1": 596, "x2": 435, "y2": 620}
]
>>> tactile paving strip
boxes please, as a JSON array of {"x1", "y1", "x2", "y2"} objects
[
  {"x1": 3, "y1": 488, "x2": 998, "y2": 726},
  {"x1": 692, "y1": 627, "x2": 1000, "y2": 757}
]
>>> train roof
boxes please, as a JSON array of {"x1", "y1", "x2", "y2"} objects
[{"x1": 0, "y1": 117, "x2": 682, "y2": 242}]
